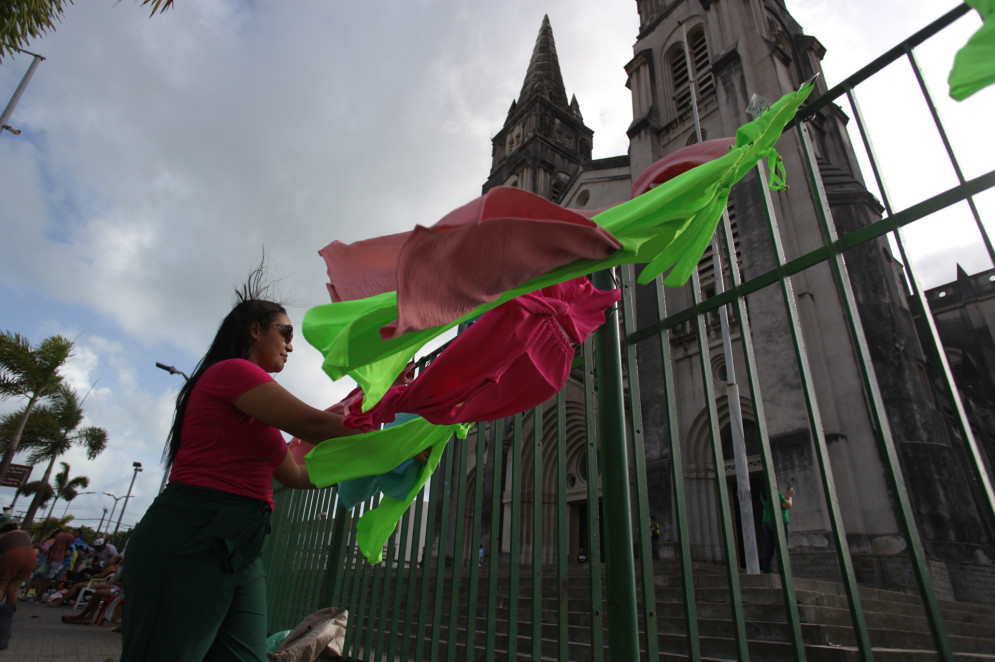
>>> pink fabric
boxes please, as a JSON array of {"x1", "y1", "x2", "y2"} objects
[
  {"x1": 320, "y1": 186, "x2": 621, "y2": 339},
  {"x1": 630, "y1": 138, "x2": 734, "y2": 198},
  {"x1": 169, "y1": 359, "x2": 288, "y2": 507},
  {"x1": 342, "y1": 277, "x2": 620, "y2": 429}
]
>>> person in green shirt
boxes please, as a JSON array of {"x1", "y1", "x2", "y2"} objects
[{"x1": 760, "y1": 486, "x2": 794, "y2": 573}]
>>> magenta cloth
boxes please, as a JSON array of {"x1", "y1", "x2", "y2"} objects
[
  {"x1": 319, "y1": 186, "x2": 622, "y2": 339},
  {"x1": 342, "y1": 277, "x2": 620, "y2": 429},
  {"x1": 630, "y1": 138, "x2": 734, "y2": 198}
]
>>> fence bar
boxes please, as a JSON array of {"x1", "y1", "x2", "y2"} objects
[
  {"x1": 465, "y1": 423, "x2": 487, "y2": 658},
  {"x1": 429, "y1": 448, "x2": 454, "y2": 661},
  {"x1": 591, "y1": 268, "x2": 641, "y2": 661},
  {"x1": 399, "y1": 490, "x2": 426, "y2": 661},
  {"x1": 555, "y1": 389, "x2": 569, "y2": 661},
  {"x1": 756, "y1": 158, "x2": 873, "y2": 661},
  {"x1": 652, "y1": 273, "x2": 701, "y2": 660},
  {"x1": 385, "y1": 495, "x2": 411, "y2": 660},
  {"x1": 413, "y1": 459, "x2": 442, "y2": 662},
  {"x1": 620, "y1": 264, "x2": 660, "y2": 660},
  {"x1": 797, "y1": 120, "x2": 954, "y2": 662},
  {"x1": 844, "y1": 84, "x2": 995, "y2": 536},
  {"x1": 531, "y1": 404, "x2": 544, "y2": 661},
  {"x1": 485, "y1": 419, "x2": 505, "y2": 662},
  {"x1": 580, "y1": 337, "x2": 606, "y2": 661},
  {"x1": 446, "y1": 433, "x2": 471, "y2": 662},
  {"x1": 688, "y1": 266, "x2": 750, "y2": 662},
  {"x1": 507, "y1": 414, "x2": 524, "y2": 659},
  {"x1": 716, "y1": 204, "x2": 807, "y2": 658},
  {"x1": 904, "y1": 47, "x2": 995, "y2": 267}
]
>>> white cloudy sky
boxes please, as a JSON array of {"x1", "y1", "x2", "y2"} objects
[{"x1": 0, "y1": 0, "x2": 989, "y2": 532}]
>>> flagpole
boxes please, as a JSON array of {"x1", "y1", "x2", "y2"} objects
[{"x1": 679, "y1": 21, "x2": 760, "y2": 574}]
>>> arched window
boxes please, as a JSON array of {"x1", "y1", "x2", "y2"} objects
[{"x1": 669, "y1": 27, "x2": 714, "y2": 115}]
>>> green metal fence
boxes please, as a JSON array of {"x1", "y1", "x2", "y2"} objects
[{"x1": 261, "y1": 5, "x2": 995, "y2": 660}]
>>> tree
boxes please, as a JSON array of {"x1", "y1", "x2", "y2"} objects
[
  {"x1": 1, "y1": 0, "x2": 174, "y2": 61},
  {"x1": 44, "y1": 461, "x2": 89, "y2": 522},
  {"x1": 5, "y1": 382, "x2": 107, "y2": 527},
  {"x1": 0, "y1": 332, "x2": 73, "y2": 484}
]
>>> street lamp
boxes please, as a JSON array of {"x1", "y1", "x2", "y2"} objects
[
  {"x1": 113, "y1": 462, "x2": 143, "y2": 537},
  {"x1": 155, "y1": 362, "x2": 188, "y2": 495},
  {"x1": 102, "y1": 492, "x2": 127, "y2": 537},
  {"x1": 61, "y1": 491, "x2": 97, "y2": 518},
  {"x1": 96, "y1": 506, "x2": 109, "y2": 535},
  {"x1": 1, "y1": 49, "x2": 45, "y2": 141}
]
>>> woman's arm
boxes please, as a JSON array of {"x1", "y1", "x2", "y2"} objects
[
  {"x1": 234, "y1": 381, "x2": 360, "y2": 443},
  {"x1": 272, "y1": 447, "x2": 316, "y2": 489}
]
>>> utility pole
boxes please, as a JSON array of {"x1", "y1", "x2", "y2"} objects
[
  {"x1": 1, "y1": 49, "x2": 45, "y2": 137},
  {"x1": 96, "y1": 507, "x2": 109, "y2": 536},
  {"x1": 679, "y1": 22, "x2": 760, "y2": 574}
]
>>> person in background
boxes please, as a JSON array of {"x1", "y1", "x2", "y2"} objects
[
  {"x1": 91, "y1": 538, "x2": 118, "y2": 572},
  {"x1": 121, "y1": 266, "x2": 373, "y2": 662},
  {"x1": 761, "y1": 485, "x2": 795, "y2": 573},
  {"x1": 33, "y1": 527, "x2": 74, "y2": 601},
  {"x1": 0, "y1": 523, "x2": 37, "y2": 650}
]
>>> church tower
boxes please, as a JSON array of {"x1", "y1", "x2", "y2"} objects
[{"x1": 483, "y1": 16, "x2": 593, "y2": 201}]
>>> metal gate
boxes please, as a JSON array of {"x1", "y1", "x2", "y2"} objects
[{"x1": 261, "y1": 5, "x2": 995, "y2": 660}]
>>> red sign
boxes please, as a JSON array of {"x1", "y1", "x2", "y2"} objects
[{"x1": 0, "y1": 464, "x2": 31, "y2": 489}]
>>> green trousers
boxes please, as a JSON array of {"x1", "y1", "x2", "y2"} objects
[{"x1": 121, "y1": 483, "x2": 272, "y2": 662}]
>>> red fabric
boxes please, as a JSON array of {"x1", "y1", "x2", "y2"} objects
[
  {"x1": 320, "y1": 186, "x2": 621, "y2": 339},
  {"x1": 343, "y1": 277, "x2": 620, "y2": 429},
  {"x1": 630, "y1": 138, "x2": 734, "y2": 198},
  {"x1": 169, "y1": 359, "x2": 288, "y2": 508},
  {"x1": 47, "y1": 532, "x2": 75, "y2": 563}
]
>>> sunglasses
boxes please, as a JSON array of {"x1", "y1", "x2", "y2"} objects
[{"x1": 270, "y1": 323, "x2": 294, "y2": 344}]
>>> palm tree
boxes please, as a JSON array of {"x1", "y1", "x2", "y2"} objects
[
  {"x1": 1, "y1": 1, "x2": 174, "y2": 61},
  {"x1": 44, "y1": 461, "x2": 89, "y2": 523},
  {"x1": 6, "y1": 383, "x2": 108, "y2": 527},
  {"x1": 0, "y1": 332, "x2": 73, "y2": 484}
]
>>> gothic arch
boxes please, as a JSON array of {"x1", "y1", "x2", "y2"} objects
[{"x1": 682, "y1": 396, "x2": 758, "y2": 562}]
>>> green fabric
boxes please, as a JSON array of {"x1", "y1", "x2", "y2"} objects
[
  {"x1": 304, "y1": 417, "x2": 470, "y2": 563},
  {"x1": 949, "y1": 0, "x2": 995, "y2": 100},
  {"x1": 303, "y1": 82, "x2": 814, "y2": 412}
]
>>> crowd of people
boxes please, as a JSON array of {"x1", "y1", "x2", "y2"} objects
[{"x1": 0, "y1": 520, "x2": 126, "y2": 641}]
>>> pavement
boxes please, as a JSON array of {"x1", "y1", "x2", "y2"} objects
[{"x1": 2, "y1": 599, "x2": 121, "y2": 661}]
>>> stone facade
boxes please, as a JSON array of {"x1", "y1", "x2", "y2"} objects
[{"x1": 477, "y1": 0, "x2": 994, "y2": 602}]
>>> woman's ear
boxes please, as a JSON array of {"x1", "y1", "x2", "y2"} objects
[{"x1": 248, "y1": 321, "x2": 263, "y2": 341}]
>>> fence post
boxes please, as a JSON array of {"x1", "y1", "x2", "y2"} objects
[{"x1": 592, "y1": 269, "x2": 640, "y2": 660}]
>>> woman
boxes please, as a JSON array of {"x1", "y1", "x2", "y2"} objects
[
  {"x1": 121, "y1": 269, "x2": 362, "y2": 662},
  {"x1": 0, "y1": 522, "x2": 33, "y2": 650},
  {"x1": 0, "y1": 523, "x2": 36, "y2": 605}
]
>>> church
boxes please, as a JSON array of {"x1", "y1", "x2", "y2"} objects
[{"x1": 472, "y1": 0, "x2": 995, "y2": 604}]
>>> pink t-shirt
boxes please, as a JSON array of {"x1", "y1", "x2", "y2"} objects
[{"x1": 169, "y1": 359, "x2": 288, "y2": 507}]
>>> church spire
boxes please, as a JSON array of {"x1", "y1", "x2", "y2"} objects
[
  {"x1": 517, "y1": 15, "x2": 569, "y2": 108},
  {"x1": 484, "y1": 15, "x2": 592, "y2": 198}
]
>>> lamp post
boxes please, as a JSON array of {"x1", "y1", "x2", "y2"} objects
[
  {"x1": 102, "y1": 492, "x2": 127, "y2": 537},
  {"x1": 1, "y1": 49, "x2": 45, "y2": 139},
  {"x1": 155, "y1": 362, "x2": 189, "y2": 495},
  {"x1": 61, "y1": 491, "x2": 96, "y2": 518},
  {"x1": 113, "y1": 462, "x2": 143, "y2": 537},
  {"x1": 96, "y1": 506, "x2": 109, "y2": 535}
]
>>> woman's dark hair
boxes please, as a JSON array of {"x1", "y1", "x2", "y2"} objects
[
  {"x1": 0, "y1": 523, "x2": 17, "y2": 534},
  {"x1": 164, "y1": 264, "x2": 286, "y2": 465}
]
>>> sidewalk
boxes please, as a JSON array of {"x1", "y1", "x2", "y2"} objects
[{"x1": 3, "y1": 599, "x2": 121, "y2": 661}]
